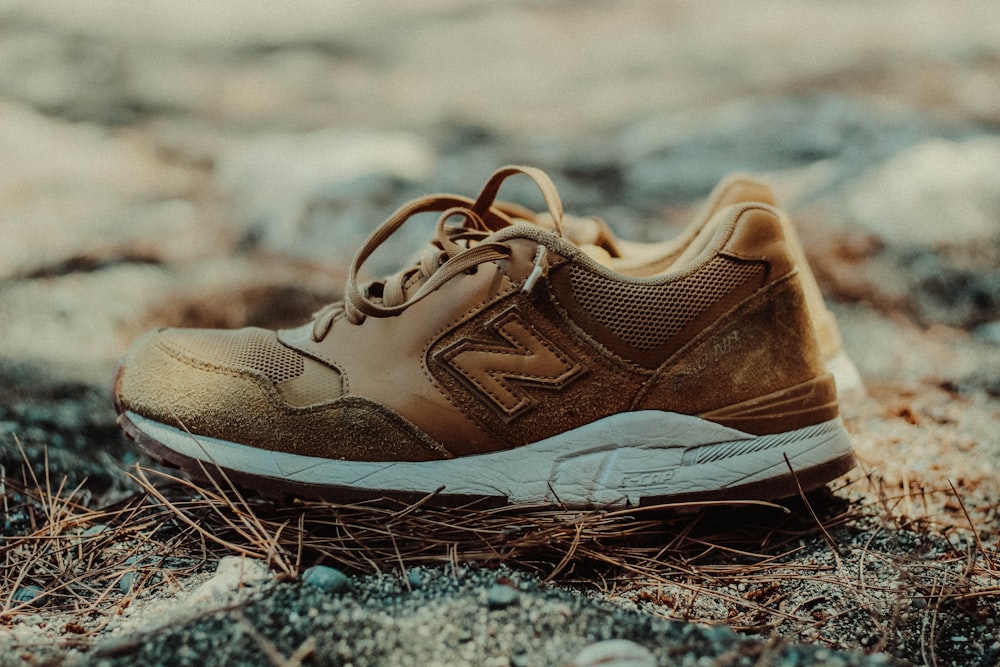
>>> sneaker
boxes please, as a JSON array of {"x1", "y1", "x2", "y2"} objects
[
  {"x1": 114, "y1": 166, "x2": 855, "y2": 507},
  {"x1": 553, "y1": 175, "x2": 864, "y2": 401}
]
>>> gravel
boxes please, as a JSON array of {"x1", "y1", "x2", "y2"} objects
[{"x1": 73, "y1": 565, "x2": 903, "y2": 667}]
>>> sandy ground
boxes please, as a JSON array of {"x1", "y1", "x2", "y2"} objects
[{"x1": 1, "y1": 2, "x2": 999, "y2": 665}]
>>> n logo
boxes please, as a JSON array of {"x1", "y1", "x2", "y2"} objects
[{"x1": 436, "y1": 307, "x2": 585, "y2": 418}]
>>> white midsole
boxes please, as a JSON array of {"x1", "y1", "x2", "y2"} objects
[{"x1": 128, "y1": 410, "x2": 852, "y2": 508}]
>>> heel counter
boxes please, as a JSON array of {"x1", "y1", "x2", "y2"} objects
[
  {"x1": 700, "y1": 373, "x2": 839, "y2": 434},
  {"x1": 720, "y1": 205, "x2": 794, "y2": 280},
  {"x1": 634, "y1": 273, "x2": 834, "y2": 435}
]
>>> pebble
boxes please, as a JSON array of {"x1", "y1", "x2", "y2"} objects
[
  {"x1": 12, "y1": 585, "x2": 46, "y2": 605},
  {"x1": 119, "y1": 555, "x2": 164, "y2": 593},
  {"x1": 302, "y1": 565, "x2": 350, "y2": 594},
  {"x1": 82, "y1": 524, "x2": 108, "y2": 538},
  {"x1": 571, "y1": 639, "x2": 656, "y2": 667},
  {"x1": 119, "y1": 555, "x2": 140, "y2": 593},
  {"x1": 119, "y1": 572, "x2": 136, "y2": 594},
  {"x1": 486, "y1": 583, "x2": 520, "y2": 610},
  {"x1": 187, "y1": 555, "x2": 270, "y2": 603}
]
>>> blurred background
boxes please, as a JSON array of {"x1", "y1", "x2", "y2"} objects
[{"x1": 1, "y1": 1, "x2": 999, "y2": 490}]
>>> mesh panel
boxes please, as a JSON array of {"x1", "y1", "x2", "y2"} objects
[
  {"x1": 569, "y1": 258, "x2": 764, "y2": 350},
  {"x1": 166, "y1": 329, "x2": 305, "y2": 384},
  {"x1": 275, "y1": 358, "x2": 344, "y2": 407}
]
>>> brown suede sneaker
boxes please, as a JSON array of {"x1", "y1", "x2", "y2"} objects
[
  {"x1": 114, "y1": 166, "x2": 854, "y2": 507},
  {"x1": 555, "y1": 175, "x2": 864, "y2": 401}
]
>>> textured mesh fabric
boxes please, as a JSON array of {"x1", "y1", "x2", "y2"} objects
[
  {"x1": 569, "y1": 257, "x2": 765, "y2": 350},
  {"x1": 275, "y1": 358, "x2": 344, "y2": 407},
  {"x1": 163, "y1": 329, "x2": 306, "y2": 384}
]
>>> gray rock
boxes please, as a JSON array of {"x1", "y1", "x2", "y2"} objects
[
  {"x1": 119, "y1": 571, "x2": 137, "y2": 593},
  {"x1": 302, "y1": 565, "x2": 350, "y2": 594},
  {"x1": 82, "y1": 524, "x2": 108, "y2": 538},
  {"x1": 486, "y1": 582, "x2": 519, "y2": 609},
  {"x1": 571, "y1": 639, "x2": 656, "y2": 667},
  {"x1": 406, "y1": 567, "x2": 424, "y2": 590},
  {"x1": 216, "y1": 129, "x2": 435, "y2": 267},
  {"x1": 845, "y1": 137, "x2": 1000, "y2": 247},
  {"x1": 119, "y1": 555, "x2": 142, "y2": 593},
  {"x1": 621, "y1": 95, "x2": 941, "y2": 207},
  {"x1": 0, "y1": 104, "x2": 201, "y2": 280},
  {"x1": 907, "y1": 253, "x2": 1000, "y2": 330},
  {"x1": 120, "y1": 555, "x2": 166, "y2": 593},
  {"x1": 12, "y1": 585, "x2": 45, "y2": 605}
]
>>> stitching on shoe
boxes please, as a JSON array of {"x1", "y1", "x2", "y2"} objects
[
  {"x1": 154, "y1": 340, "x2": 448, "y2": 459},
  {"x1": 418, "y1": 267, "x2": 520, "y2": 438},
  {"x1": 157, "y1": 340, "x2": 338, "y2": 416}
]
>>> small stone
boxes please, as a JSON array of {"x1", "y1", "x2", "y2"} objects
[
  {"x1": 486, "y1": 583, "x2": 519, "y2": 610},
  {"x1": 82, "y1": 524, "x2": 107, "y2": 538},
  {"x1": 119, "y1": 571, "x2": 136, "y2": 593},
  {"x1": 189, "y1": 556, "x2": 270, "y2": 603},
  {"x1": 510, "y1": 651, "x2": 531, "y2": 667},
  {"x1": 120, "y1": 555, "x2": 146, "y2": 593},
  {"x1": 571, "y1": 639, "x2": 655, "y2": 667},
  {"x1": 407, "y1": 567, "x2": 424, "y2": 590},
  {"x1": 13, "y1": 585, "x2": 45, "y2": 605},
  {"x1": 302, "y1": 565, "x2": 350, "y2": 594}
]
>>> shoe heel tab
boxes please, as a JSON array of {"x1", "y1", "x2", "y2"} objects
[
  {"x1": 721, "y1": 204, "x2": 793, "y2": 279},
  {"x1": 710, "y1": 174, "x2": 776, "y2": 209}
]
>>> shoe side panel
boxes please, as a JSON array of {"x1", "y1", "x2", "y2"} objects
[
  {"x1": 632, "y1": 274, "x2": 836, "y2": 434},
  {"x1": 279, "y1": 263, "x2": 525, "y2": 457},
  {"x1": 115, "y1": 331, "x2": 446, "y2": 461},
  {"x1": 425, "y1": 288, "x2": 650, "y2": 451}
]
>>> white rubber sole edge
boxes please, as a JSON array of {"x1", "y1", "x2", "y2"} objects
[{"x1": 127, "y1": 410, "x2": 853, "y2": 508}]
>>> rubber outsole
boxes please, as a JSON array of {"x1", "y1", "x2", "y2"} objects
[{"x1": 117, "y1": 407, "x2": 855, "y2": 510}]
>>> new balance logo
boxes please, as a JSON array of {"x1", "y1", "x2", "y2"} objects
[{"x1": 436, "y1": 307, "x2": 585, "y2": 418}]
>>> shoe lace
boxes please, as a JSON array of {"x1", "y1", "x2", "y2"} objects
[{"x1": 311, "y1": 165, "x2": 565, "y2": 341}]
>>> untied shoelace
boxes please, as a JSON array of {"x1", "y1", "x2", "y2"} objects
[{"x1": 311, "y1": 166, "x2": 565, "y2": 342}]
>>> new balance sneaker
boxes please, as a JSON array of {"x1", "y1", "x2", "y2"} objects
[
  {"x1": 553, "y1": 175, "x2": 864, "y2": 400},
  {"x1": 114, "y1": 166, "x2": 855, "y2": 508}
]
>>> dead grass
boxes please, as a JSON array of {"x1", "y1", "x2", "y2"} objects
[
  {"x1": 1, "y1": 438, "x2": 211, "y2": 638},
  {"x1": 2, "y1": 441, "x2": 998, "y2": 664}
]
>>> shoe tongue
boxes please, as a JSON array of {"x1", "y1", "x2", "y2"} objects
[
  {"x1": 531, "y1": 212, "x2": 623, "y2": 258},
  {"x1": 390, "y1": 233, "x2": 482, "y2": 302},
  {"x1": 402, "y1": 273, "x2": 425, "y2": 303},
  {"x1": 562, "y1": 215, "x2": 622, "y2": 257},
  {"x1": 578, "y1": 243, "x2": 615, "y2": 265}
]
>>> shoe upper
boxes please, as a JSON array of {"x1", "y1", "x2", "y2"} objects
[{"x1": 116, "y1": 166, "x2": 837, "y2": 462}]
